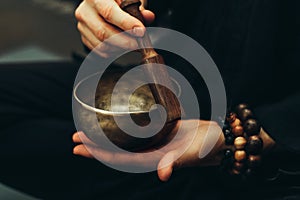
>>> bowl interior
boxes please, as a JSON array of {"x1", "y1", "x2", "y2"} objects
[
  {"x1": 74, "y1": 69, "x2": 181, "y2": 115},
  {"x1": 73, "y1": 69, "x2": 180, "y2": 151}
]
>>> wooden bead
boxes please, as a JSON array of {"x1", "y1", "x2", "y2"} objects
[
  {"x1": 238, "y1": 108, "x2": 254, "y2": 122},
  {"x1": 223, "y1": 129, "x2": 231, "y2": 137},
  {"x1": 225, "y1": 135, "x2": 235, "y2": 145},
  {"x1": 232, "y1": 125, "x2": 244, "y2": 136},
  {"x1": 243, "y1": 119, "x2": 261, "y2": 136},
  {"x1": 235, "y1": 104, "x2": 249, "y2": 120},
  {"x1": 235, "y1": 103, "x2": 249, "y2": 114},
  {"x1": 235, "y1": 103, "x2": 249, "y2": 112},
  {"x1": 246, "y1": 135, "x2": 263, "y2": 155},
  {"x1": 234, "y1": 150, "x2": 247, "y2": 162},
  {"x1": 226, "y1": 112, "x2": 237, "y2": 123},
  {"x1": 222, "y1": 123, "x2": 230, "y2": 132},
  {"x1": 233, "y1": 162, "x2": 245, "y2": 171},
  {"x1": 230, "y1": 118, "x2": 241, "y2": 128},
  {"x1": 248, "y1": 155, "x2": 262, "y2": 168},
  {"x1": 224, "y1": 149, "x2": 233, "y2": 158},
  {"x1": 234, "y1": 136, "x2": 247, "y2": 149}
]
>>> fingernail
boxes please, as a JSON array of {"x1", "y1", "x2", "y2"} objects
[{"x1": 132, "y1": 27, "x2": 145, "y2": 37}]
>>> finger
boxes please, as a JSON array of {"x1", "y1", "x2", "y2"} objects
[
  {"x1": 157, "y1": 151, "x2": 178, "y2": 182},
  {"x1": 79, "y1": 22, "x2": 136, "y2": 57},
  {"x1": 73, "y1": 144, "x2": 94, "y2": 158},
  {"x1": 86, "y1": 146, "x2": 162, "y2": 168},
  {"x1": 93, "y1": 0, "x2": 145, "y2": 36},
  {"x1": 72, "y1": 132, "x2": 82, "y2": 143},
  {"x1": 81, "y1": 35, "x2": 110, "y2": 57},
  {"x1": 78, "y1": 24, "x2": 112, "y2": 57},
  {"x1": 96, "y1": 41, "x2": 124, "y2": 56},
  {"x1": 76, "y1": 2, "x2": 137, "y2": 49},
  {"x1": 72, "y1": 131, "x2": 99, "y2": 147},
  {"x1": 77, "y1": 22, "x2": 101, "y2": 48}
]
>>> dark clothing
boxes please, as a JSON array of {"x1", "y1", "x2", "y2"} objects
[
  {"x1": 0, "y1": 0, "x2": 300, "y2": 199},
  {"x1": 150, "y1": 0, "x2": 300, "y2": 154}
]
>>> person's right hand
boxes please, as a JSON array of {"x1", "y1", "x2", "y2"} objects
[{"x1": 75, "y1": 0, "x2": 155, "y2": 57}]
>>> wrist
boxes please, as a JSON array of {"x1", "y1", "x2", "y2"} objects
[{"x1": 220, "y1": 104, "x2": 266, "y2": 176}]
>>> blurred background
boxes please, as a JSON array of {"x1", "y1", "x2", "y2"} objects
[
  {"x1": 0, "y1": 0, "x2": 84, "y2": 64},
  {"x1": 0, "y1": 0, "x2": 82, "y2": 199}
]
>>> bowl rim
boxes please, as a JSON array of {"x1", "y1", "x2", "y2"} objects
[{"x1": 73, "y1": 71, "x2": 181, "y2": 115}]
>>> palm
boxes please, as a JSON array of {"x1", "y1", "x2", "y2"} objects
[{"x1": 73, "y1": 119, "x2": 224, "y2": 181}]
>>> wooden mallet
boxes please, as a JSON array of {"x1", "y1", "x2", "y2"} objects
[{"x1": 120, "y1": 0, "x2": 182, "y2": 123}]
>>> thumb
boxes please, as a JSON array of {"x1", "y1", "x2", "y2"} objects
[{"x1": 157, "y1": 151, "x2": 178, "y2": 182}]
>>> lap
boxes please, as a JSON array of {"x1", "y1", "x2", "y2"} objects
[
  {"x1": 0, "y1": 62, "x2": 296, "y2": 200},
  {"x1": 0, "y1": 62, "x2": 79, "y2": 130}
]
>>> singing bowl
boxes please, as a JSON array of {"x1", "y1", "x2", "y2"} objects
[{"x1": 73, "y1": 69, "x2": 180, "y2": 151}]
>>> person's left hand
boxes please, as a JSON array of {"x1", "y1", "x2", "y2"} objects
[{"x1": 72, "y1": 119, "x2": 226, "y2": 181}]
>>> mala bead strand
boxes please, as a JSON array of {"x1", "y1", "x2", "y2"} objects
[
  {"x1": 225, "y1": 135, "x2": 235, "y2": 146},
  {"x1": 243, "y1": 119, "x2": 260, "y2": 136},
  {"x1": 226, "y1": 112, "x2": 237, "y2": 123},
  {"x1": 230, "y1": 118, "x2": 241, "y2": 128},
  {"x1": 221, "y1": 103, "x2": 264, "y2": 178},
  {"x1": 235, "y1": 103, "x2": 249, "y2": 114},
  {"x1": 246, "y1": 135, "x2": 263, "y2": 155},
  {"x1": 234, "y1": 136, "x2": 247, "y2": 150},
  {"x1": 234, "y1": 150, "x2": 247, "y2": 162},
  {"x1": 232, "y1": 125, "x2": 244, "y2": 137},
  {"x1": 235, "y1": 103, "x2": 254, "y2": 122},
  {"x1": 222, "y1": 119, "x2": 235, "y2": 146},
  {"x1": 237, "y1": 108, "x2": 254, "y2": 122}
]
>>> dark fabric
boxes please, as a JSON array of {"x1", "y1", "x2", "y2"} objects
[
  {"x1": 0, "y1": 62, "x2": 229, "y2": 199},
  {"x1": 150, "y1": 0, "x2": 300, "y2": 154},
  {"x1": 0, "y1": 0, "x2": 300, "y2": 199}
]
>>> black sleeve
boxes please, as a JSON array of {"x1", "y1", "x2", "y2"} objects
[{"x1": 255, "y1": 92, "x2": 300, "y2": 154}]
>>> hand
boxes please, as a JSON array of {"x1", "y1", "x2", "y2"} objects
[
  {"x1": 72, "y1": 120, "x2": 226, "y2": 181},
  {"x1": 75, "y1": 0, "x2": 155, "y2": 57}
]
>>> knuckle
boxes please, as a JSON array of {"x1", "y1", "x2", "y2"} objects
[
  {"x1": 74, "y1": 7, "x2": 83, "y2": 21},
  {"x1": 96, "y1": 29, "x2": 107, "y2": 41}
]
